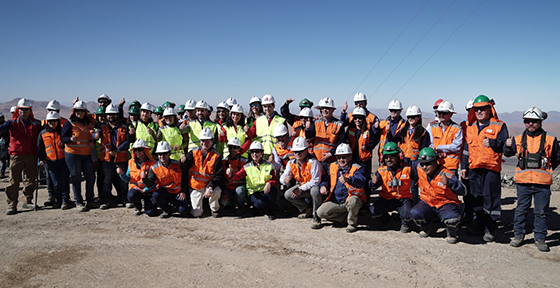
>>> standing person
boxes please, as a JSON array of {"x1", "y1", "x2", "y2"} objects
[
  {"x1": 183, "y1": 99, "x2": 197, "y2": 124},
  {"x1": 347, "y1": 107, "x2": 379, "y2": 183},
  {"x1": 41, "y1": 100, "x2": 68, "y2": 207},
  {"x1": 306, "y1": 97, "x2": 346, "y2": 166},
  {"x1": 187, "y1": 100, "x2": 218, "y2": 152},
  {"x1": 93, "y1": 106, "x2": 107, "y2": 200},
  {"x1": 410, "y1": 147, "x2": 465, "y2": 244},
  {"x1": 128, "y1": 106, "x2": 140, "y2": 124},
  {"x1": 248, "y1": 94, "x2": 286, "y2": 158},
  {"x1": 460, "y1": 99, "x2": 476, "y2": 226},
  {"x1": 280, "y1": 97, "x2": 314, "y2": 126},
  {"x1": 504, "y1": 107, "x2": 560, "y2": 252},
  {"x1": 461, "y1": 95, "x2": 508, "y2": 242},
  {"x1": 153, "y1": 106, "x2": 164, "y2": 126},
  {"x1": 378, "y1": 100, "x2": 406, "y2": 160},
  {"x1": 214, "y1": 101, "x2": 230, "y2": 156},
  {"x1": 0, "y1": 112, "x2": 9, "y2": 179},
  {"x1": 246, "y1": 96, "x2": 263, "y2": 128},
  {"x1": 315, "y1": 143, "x2": 367, "y2": 232},
  {"x1": 340, "y1": 92, "x2": 379, "y2": 129},
  {"x1": 427, "y1": 100, "x2": 463, "y2": 176},
  {"x1": 221, "y1": 137, "x2": 248, "y2": 217},
  {"x1": 157, "y1": 108, "x2": 187, "y2": 162},
  {"x1": 0, "y1": 99, "x2": 41, "y2": 215},
  {"x1": 221, "y1": 104, "x2": 250, "y2": 159},
  {"x1": 129, "y1": 102, "x2": 158, "y2": 154},
  {"x1": 62, "y1": 101, "x2": 97, "y2": 212},
  {"x1": 38, "y1": 111, "x2": 70, "y2": 209}
]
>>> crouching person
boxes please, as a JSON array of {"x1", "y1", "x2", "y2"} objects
[
  {"x1": 281, "y1": 137, "x2": 323, "y2": 226},
  {"x1": 185, "y1": 128, "x2": 223, "y2": 218},
  {"x1": 369, "y1": 142, "x2": 417, "y2": 233},
  {"x1": 227, "y1": 141, "x2": 279, "y2": 220},
  {"x1": 315, "y1": 143, "x2": 367, "y2": 233},
  {"x1": 222, "y1": 137, "x2": 248, "y2": 217},
  {"x1": 117, "y1": 139, "x2": 157, "y2": 216},
  {"x1": 410, "y1": 148, "x2": 465, "y2": 244},
  {"x1": 143, "y1": 141, "x2": 189, "y2": 218}
]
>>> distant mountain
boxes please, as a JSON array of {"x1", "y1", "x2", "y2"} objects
[{"x1": 0, "y1": 98, "x2": 97, "y2": 120}]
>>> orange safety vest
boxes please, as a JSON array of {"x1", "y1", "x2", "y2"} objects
[
  {"x1": 513, "y1": 131, "x2": 556, "y2": 185},
  {"x1": 379, "y1": 118, "x2": 406, "y2": 158},
  {"x1": 348, "y1": 111, "x2": 377, "y2": 129},
  {"x1": 41, "y1": 130, "x2": 65, "y2": 161},
  {"x1": 128, "y1": 156, "x2": 156, "y2": 191},
  {"x1": 65, "y1": 121, "x2": 94, "y2": 156},
  {"x1": 188, "y1": 148, "x2": 220, "y2": 190},
  {"x1": 99, "y1": 123, "x2": 129, "y2": 163},
  {"x1": 312, "y1": 118, "x2": 343, "y2": 162},
  {"x1": 429, "y1": 122, "x2": 462, "y2": 170},
  {"x1": 348, "y1": 126, "x2": 372, "y2": 161},
  {"x1": 287, "y1": 158, "x2": 314, "y2": 184},
  {"x1": 152, "y1": 160, "x2": 182, "y2": 194},
  {"x1": 400, "y1": 129, "x2": 424, "y2": 161},
  {"x1": 223, "y1": 155, "x2": 248, "y2": 190},
  {"x1": 274, "y1": 141, "x2": 294, "y2": 168},
  {"x1": 324, "y1": 163, "x2": 367, "y2": 203},
  {"x1": 291, "y1": 119, "x2": 305, "y2": 138},
  {"x1": 466, "y1": 118, "x2": 505, "y2": 172},
  {"x1": 377, "y1": 164, "x2": 412, "y2": 200},
  {"x1": 42, "y1": 118, "x2": 68, "y2": 128},
  {"x1": 417, "y1": 166, "x2": 460, "y2": 208}
]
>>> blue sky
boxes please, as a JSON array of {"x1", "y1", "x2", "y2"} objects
[{"x1": 1, "y1": 0, "x2": 559, "y2": 113}]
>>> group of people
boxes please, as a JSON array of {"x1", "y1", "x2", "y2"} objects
[{"x1": 1, "y1": 92, "x2": 558, "y2": 253}]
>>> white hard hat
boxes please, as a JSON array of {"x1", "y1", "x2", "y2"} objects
[
  {"x1": 98, "y1": 94, "x2": 111, "y2": 102},
  {"x1": 227, "y1": 137, "x2": 241, "y2": 147},
  {"x1": 105, "y1": 104, "x2": 119, "y2": 114},
  {"x1": 523, "y1": 107, "x2": 547, "y2": 120},
  {"x1": 217, "y1": 101, "x2": 230, "y2": 111},
  {"x1": 230, "y1": 104, "x2": 243, "y2": 114},
  {"x1": 195, "y1": 100, "x2": 210, "y2": 111},
  {"x1": 317, "y1": 97, "x2": 335, "y2": 109},
  {"x1": 17, "y1": 98, "x2": 33, "y2": 108},
  {"x1": 291, "y1": 137, "x2": 309, "y2": 152},
  {"x1": 353, "y1": 92, "x2": 367, "y2": 102},
  {"x1": 46, "y1": 100, "x2": 61, "y2": 111},
  {"x1": 406, "y1": 105, "x2": 422, "y2": 117},
  {"x1": 388, "y1": 99, "x2": 403, "y2": 110},
  {"x1": 261, "y1": 94, "x2": 276, "y2": 105},
  {"x1": 185, "y1": 99, "x2": 196, "y2": 110},
  {"x1": 437, "y1": 100, "x2": 456, "y2": 113},
  {"x1": 199, "y1": 127, "x2": 214, "y2": 140},
  {"x1": 226, "y1": 98, "x2": 237, "y2": 106},
  {"x1": 335, "y1": 143, "x2": 352, "y2": 155},
  {"x1": 352, "y1": 107, "x2": 366, "y2": 117},
  {"x1": 72, "y1": 100, "x2": 88, "y2": 111},
  {"x1": 465, "y1": 99, "x2": 474, "y2": 110},
  {"x1": 46, "y1": 111, "x2": 60, "y2": 121},
  {"x1": 249, "y1": 96, "x2": 261, "y2": 104},
  {"x1": 299, "y1": 107, "x2": 313, "y2": 118},
  {"x1": 163, "y1": 107, "x2": 177, "y2": 117},
  {"x1": 273, "y1": 125, "x2": 288, "y2": 137},
  {"x1": 140, "y1": 102, "x2": 154, "y2": 112},
  {"x1": 10, "y1": 106, "x2": 17, "y2": 113},
  {"x1": 132, "y1": 139, "x2": 149, "y2": 149},
  {"x1": 155, "y1": 141, "x2": 172, "y2": 153},
  {"x1": 249, "y1": 141, "x2": 264, "y2": 151}
]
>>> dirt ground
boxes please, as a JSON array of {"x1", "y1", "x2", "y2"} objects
[{"x1": 1, "y1": 176, "x2": 560, "y2": 288}]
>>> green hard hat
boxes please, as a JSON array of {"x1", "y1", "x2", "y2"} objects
[
  {"x1": 473, "y1": 95, "x2": 491, "y2": 105},
  {"x1": 418, "y1": 147, "x2": 438, "y2": 163},
  {"x1": 128, "y1": 106, "x2": 140, "y2": 115},
  {"x1": 95, "y1": 106, "x2": 106, "y2": 115},
  {"x1": 177, "y1": 105, "x2": 186, "y2": 114},
  {"x1": 162, "y1": 101, "x2": 176, "y2": 109},
  {"x1": 382, "y1": 142, "x2": 400, "y2": 155},
  {"x1": 154, "y1": 106, "x2": 163, "y2": 114},
  {"x1": 299, "y1": 98, "x2": 313, "y2": 108},
  {"x1": 130, "y1": 100, "x2": 141, "y2": 108}
]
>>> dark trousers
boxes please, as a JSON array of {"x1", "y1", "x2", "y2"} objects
[
  {"x1": 127, "y1": 189, "x2": 157, "y2": 216},
  {"x1": 46, "y1": 159, "x2": 70, "y2": 204},
  {"x1": 410, "y1": 201, "x2": 461, "y2": 225},
  {"x1": 65, "y1": 153, "x2": 95, "y2": 205},
  {"x1": 250, "y1": 187, "x2": 278, "y2": 215},
  {"x1": 152, "y1": 188, "x2": 190, "y2": 216},
  {"x1": 370, "y1": 197, "x2": 412, "y2": 225},
  {"x1": 469, "y1": 168, "x2": 501, "y2": 232},
  {"x1": 100, "y1": 161, "x2": 128, "y2": 204},
  {"x1": 514, "y1": 184, "x2": 551, "y2": 242}
]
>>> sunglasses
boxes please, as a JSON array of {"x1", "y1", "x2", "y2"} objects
[
  {"x1": 354, "y1": 101, "x2": 366, "y2": 106},
  {"x1": 294, "y1": 150, "x2": 306, "y2": 154},
  {"x1": 250, "y1": 103, "x2": 261, "y2": 107},
  {"x1": 19, "y1": 108, "x2": 30, "y2": 111},
  {"x1": 353, "y1": 117, "x2": 365, "y2": 121},
  {"x1": 407, "y1": 116, "x2": 419, "y2": 119},
  {"x1": 250, "y1": 150, "x2": 263, "y2": 154},
  {"x1": 474, "y1": 106, "x2": 489, "y2": 112},
  {"x1": 47, "y1": 120, "x2": 59, "y2": 123},
  {"x1": 133, "y1": 149, "x2": 144, "y2": 152},
  {"x1": 419, "y1": 161, "x2": 435, "y2": 167},
  {"x1": 437, "y1": 111, "x2": 450, "y2": 115},
  {"x1": 389, "y1": 109, "x2": 400, "y2": 113},
  {"x1": 228, "y1": 146, "x2": 240, "y2": 150},
  {"x1": 524, "y1": 119, "x2": 541, "y2": 124}
]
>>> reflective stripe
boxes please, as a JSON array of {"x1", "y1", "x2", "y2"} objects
[{"x1": 484, "y1": 208, "x2": 501, "y2": 216}]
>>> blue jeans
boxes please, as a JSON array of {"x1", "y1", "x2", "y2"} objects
[
  {"x1": 514, "y1": 184, "x2": 551, "y2": 242},
  {"x1": 250, "y1": 187, "x2": 278, "y2": 215},
  {"x1": 152, "y1": 188, "x2": 190, "y2": 216},
  {"x1": 370, "y1": 197, "x2": 412, "y2": 225},
  {"x1": 65, "y1": 153, "x2": 95, "y2": 205},
  {"x1": 127, "y1": 189, "x2": 158, "y2": 216},
  {"x1": 100, "y1": 161, "x2": 128, "y2": 204},
  {"x1": 410, "y1": 201, "x2": 461, "y2": 227},
  {"x1": 46, "y1": 159, "x2": 70, "y2": 204},
  {"x1": 222, "y1": 186, "x2": 246, "y2": 209}
]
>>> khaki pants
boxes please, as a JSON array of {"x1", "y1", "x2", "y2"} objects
[
  {"x1": 316, "y1": 196, "x2": 363, "y2": 227},
  {"x1": 5, "y1": 155, "x2": 38, "y2": 208},
  {"x1": 190, "y1": 187, "x2": 222, "y2": 217}
]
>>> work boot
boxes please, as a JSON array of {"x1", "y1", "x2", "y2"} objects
[
  {"x1": 297, "y1": 207, "x2": 312, "y2": 219},
  {"x1": 267, "y1": 214, "x2": 277, "y2": 220},
  {"x1": 235, "y1": 208, "x2": 244, "y2": 219},
  {"x1": 5, "y1": 207, "x2": 17, "y2": 215},
  {"x1": 99, "y1": 203, "x2": 109, "y2": 210},
  {"x1": 346, "y1": 225, "x2": 358, "y2": 233},
  {"x1": 44, "y1": 197, "x2": 56, "y2": 207},
  {"x1": 22, "y1": 203, "x2": 36, "y2": 210},
  {"x1": 0, "y1": 171, "x2": 5, "y2": 178},
  {"x1": 509, "y1": 237, "x2": 524, "y2": 248},
  {"x1": 211, "y1": 210, "x2": 220, "y2": 218},
  {"x1": 483, "y1": 231, "x2": 495, "y2": 243},
  {"x1": 125, "y1": 203, "x2": 134, "y2": 209},
  {"x1": 52, "y1": 202, "x2": 62, "y2": 209},
  {"x1": 400, "y1": 221, "x2": 411, "y2": 233},
  {"x1": 61, "y1": 202, "x2": 71, "y2": 210},
  {"x1": 444, "y1": 218, "x2": 460, "y2": 244},
  {"x1": 310, "y1": 216, "x2": 322, "y2": 229},
  {"x1": 535, "y1": 241, "x2": 550, "y2": 252},
  {"x1": 76, "y1": 204, "x2": 87, "y2": 212},
  {"x1": 160, "y1": 210, "x2": 172, "y2": 218},
  {"x1": 134, "y1": 208, "x2": 143, "y2": 216}
]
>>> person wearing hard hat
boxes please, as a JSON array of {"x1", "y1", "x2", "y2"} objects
[
  {"x1": 38, "y1": 111, "x2": 70, "y2": 210},
  {"x1": 291, "y1": 107, "x2": 314, "y2": 141},
  {"x1": 183, "y1": 99, "x2": 197, "y2": 125},
  {"x1": 369, "y1": 142, "x2": 417, "y2": 233},
  {"x1": 157, "y1": 108, "x2": 188, "y2": 162},
  {"x1": 347, "y1": 107, "x2": 380, "y2": 183},
  {"x1": 281, "y1": 137, "x2": 323, "y2": 227},
  {"x1": 410, "y1": 147, "x2": 465, "y2": 244},
  {"x1": 225, "y1": 98, "x2": 237, "y2": 110},
  {"x1": 246, "y1": 94, "x2": 287, "y2": 158},
  {"x1": 93, "y1": 106, "x2": 107, "y2": 199},
  {"x1": 280, "y1": 97, "x2": 314, "y2": 126},
  {"x1": 128, "y1": 106, "x2": 140, "y2": 124},
  {"x1": 246, "y1": 96, "x2": 263, "y2": 128},
  {"x1": 129, "y1": 102, "x2": 159, "y2": 154},
  {"x1": 341, "y1": 92, "x2": 380, "y2": 130},
  {"x1": 221, "y1": 137, "x2": 249, "y2": 217},
  {"x1": 117, "y1": 139, "x2": 158, "y2": 216},
  {"x1": 427, "y1": 100, "x2": 463, "y2": 176},
  {"x1": 306, "y1": 97, "x2": 346, "y2": 165},
  {"x1": 62, "y1": 100, "x2": 97, "y2": 212},
  {"x1": 153, "y1": 106, "x2": 164, "y2": 124},
  {"x1": 315, "y1": 143, "x2": 367, "y2": 232},
  {"x1": 460, "y1": 99, "x2": 475, "y2": 226},
  {"x1": 426, "y1": 99, "x2": 444, "y2": 128},
  {"x1": 227, "y1": 141, "x2": 279, "y2": 220},
  {"x1": 94, "y1": 94, "x2": 126, "y2": 122},
  {"x1": 176, "y1": 105, "x2": 186, "y2": 120},
  {"x1": 378, "y1": 100, "x2": 406, "y2": 162},
  {"x1": 461, "y1": 95, "x2": 509, "y2": 242},
  {"x1": 186, "y1": 100, "x2": 218, "y2": 152},
  {"x1": 271, "y1": 124, "x2": 294, "y2": 170},
  {"x1": 504, "y1": 107, "x2": 560, "y2": 252},
  {"x1": 220, "y1": 104, "x2": 250, "y2": 159},
  {"x1": 143, "y1": 141, "x2": 188, "y2": 218},
  {"x1": 0, "y1": 98, "x2": 42, "y2": 215},
  {"x1": 214, "y1": 101, "x2": 231, "y2": 156},
  {"x1": 184, "y1": 127, "x2": 224, "y2": 217},
  {"x1": 93, "y1": 104, "x2": 130, "y2": 210},
  {"x1": 0, "y1": 111, "x2": 8, "y2": 179},
  {"x1": 10, "y1": 106, "x2": 17, "y2": 116}
]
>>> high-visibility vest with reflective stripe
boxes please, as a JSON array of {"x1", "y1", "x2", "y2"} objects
[
  {"x1": 188, "y1": 120, "x2": 218, "y2": 152},
  {"x1": 99, "y1": 123, "x2": 129, "y2": 163},
  {"x1": 42, "y1": 118, "x2": 68, "y2": 128},
  {"x1": 65, "y1": 121, "x2": 94, "y2": 156},
  {"x1": 378, "y1": 164, "x2": 412, "y2": 200},
  {"x1": 429, "y1": 122, "x2": 462, "y2": 170},
  {"x1": 244, "y1": 161, "x2": 273, "y2": 194},
  {"x1": 129, "y1": 156, "x2": 156, "y2": 191},
  {"x1": 152, "y1": 160, "x2": 182, "y2": 194},
  {"x1": 41, "y1": 130, "x2": 65, "y2": 161},
  {"x1": 255, "y1": 114, "x2": 286, "y2": 155},
  {"x1": 466, "y1": 118, "x2": 505, "y2": 172},
  {"x1": 133, "y1": 120, "x2": 158, "y2": 153},
  {"x1": 312, "y1": 118, "x2": 343, "y2": 162},
  {"x1": 513, "y1": 131, "x2": 556, "y2": 185},
  {"x1": 325, "y1": 163, "x2": 367, "y2": 203},
  {"x1": 379, "y1": 118, "x2": 406, "y2": 158},
  {"x1": 274, "y1": 141, "x2": 294, "y2": 168},
  {"x1": 223, "y1": 155, "x2": 248, "y2": 190},
  {"x1": 417, "y1": 166, "x2": 460, "y2": 208},
  {"x1": 160, "y1": 125, "x2": 184, "y2": 161},
  {"x1": 349, "y1": 112, "x2": 377, "y2": 129},
  {"x1": 348, "y1": 127, "x2": 372, "y2": 161},
  {"x1": 188, "y1": 148, "x2": 220, "y2": 190},
  {"x1": 400, "y1": 129, "x2": 424, "y2": 161},
  {"x1": 287, "y1": 157, "x2": 315, "y2": 184},
  {"x1": 224, "y1": 125, "x2": 248, "y2": 159}
]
